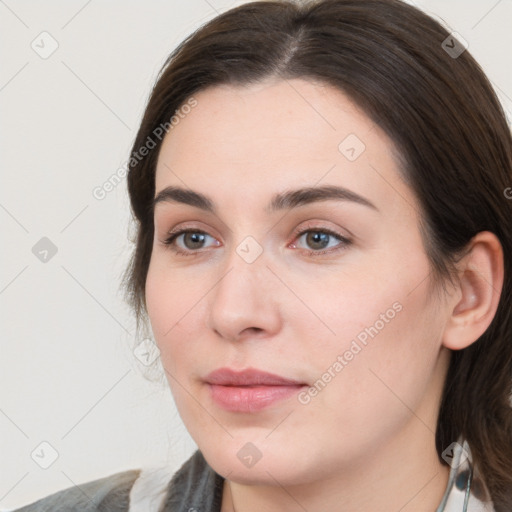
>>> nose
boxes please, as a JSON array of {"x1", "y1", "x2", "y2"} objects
[{"x1": 206, "y1": 243, "x2": 283, "y2": 343}]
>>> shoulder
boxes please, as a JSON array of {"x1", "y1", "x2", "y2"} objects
[
  {"x1": 12, "y1": 450, "x2": 223, "y2": 512},
  {"x1": 13, "y1": 469, "x2": 141, "y2": 512}
]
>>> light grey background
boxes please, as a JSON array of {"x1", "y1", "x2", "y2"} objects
[{"x1": 1, "y1": 0, "x2": 511, "y2": 509}]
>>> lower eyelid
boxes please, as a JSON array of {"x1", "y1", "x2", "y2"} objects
[{"x1": 305, "y1": 240, "x2": 350, "y2": 253}]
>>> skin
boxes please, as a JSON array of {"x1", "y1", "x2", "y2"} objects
[{"x1": 145, "y1": 78, "x2": 503, "y2": 511}]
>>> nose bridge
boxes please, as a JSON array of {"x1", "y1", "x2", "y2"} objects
[
  {"x1": 218, "y1": 233, "x2": 269, "y2": 291},
  {"x1": 207, "y1": 233, "x2": 282, "y2": 339}
]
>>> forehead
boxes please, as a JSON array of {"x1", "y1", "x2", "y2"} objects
[{"x1": 155, "y1": 78, "x2": 413, "y2": 217}]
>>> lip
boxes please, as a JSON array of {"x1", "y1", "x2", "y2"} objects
[
  {"x1": 205, "y1": 367, "x2": 305, "y2": 386},
  {"x1": 205, "y1": 367, "x2": 307, "y2": 412}
]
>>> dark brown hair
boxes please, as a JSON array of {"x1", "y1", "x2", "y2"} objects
[{"x1": 122, "y1": 0, "x2": 512, "y2": 508}]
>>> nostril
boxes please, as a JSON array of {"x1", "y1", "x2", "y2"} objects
[{"x1": 236, "y1": 326, "x2": 265, "y2": 338}]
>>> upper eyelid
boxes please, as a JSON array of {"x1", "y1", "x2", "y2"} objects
[
  {"x1": 164, "y1": 224, "x2": 346, "y2": 238},
  {"x1": 165, "y1": 221, "x2": 221, "y2": 239},
  {"x1": 294, "y1": 218, "x2": 354, "y2": 238},
  {"x1": 153, "y1": 207, "x2": 232, "y2": 235},
  {"x1": 162, "y1": 217, "x2": 350, "y2": 234}
]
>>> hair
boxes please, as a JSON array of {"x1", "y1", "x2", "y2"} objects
[{"x1": 121, "y1": 0, "x2": 512, "y2": 508}]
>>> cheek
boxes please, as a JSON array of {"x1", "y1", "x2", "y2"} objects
[
  {"x1": 145, "y1": 257, "x2": 200, "y2": 338},
  {"x1": 145, "y1": 262, "x2": 172, "y2": 340},
  {"x1": 300, "y1": 268, "x2": 444, "y2": 441},
  {"x1": 297, "y1": 247, "x2": 443, "y2": 397},
  {"x1": 145, "y1": 259, "x2": 210, "y2": 378}
]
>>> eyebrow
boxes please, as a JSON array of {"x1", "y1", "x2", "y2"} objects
[{"x1": 153, "y1": 185, "x2": 378, "y2": 213}]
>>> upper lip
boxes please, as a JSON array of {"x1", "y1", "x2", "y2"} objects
[{"x1": 205, "y1": 367, "x2": 305, "y2": 386}]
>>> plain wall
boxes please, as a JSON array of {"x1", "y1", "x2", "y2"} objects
[{"x1": 1, "y1": 0, "x2": 511, "y2": 508}]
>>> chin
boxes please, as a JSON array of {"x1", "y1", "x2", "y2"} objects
[{"x1": 199, "y1": 439, "x2": 329, "y2": 487}]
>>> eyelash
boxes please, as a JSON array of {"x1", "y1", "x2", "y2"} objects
[{"x1": 162, "y1": 226, "x2": 352, "y2": 257}]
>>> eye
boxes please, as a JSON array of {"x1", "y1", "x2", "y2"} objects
[
  {"x1": 291, "y1": 227, "x2": 351, "y2": 255},
  {"x1": 163, "y1": 229, "x2": 220, "y2": 255},
  {"x1": 161, "y1": 226, "x2": 351, "y2": 257}
]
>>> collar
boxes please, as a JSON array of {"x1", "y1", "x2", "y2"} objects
[{"x1": 436, "y1": 440, "x2": 494, "y2": 511}]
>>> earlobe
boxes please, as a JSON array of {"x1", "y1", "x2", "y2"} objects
[{"x1": 442, "y1": 231, "x2": 504, "y2": 351}]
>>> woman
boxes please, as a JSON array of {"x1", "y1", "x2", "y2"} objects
[{"x1": 15, "y1": 0, "x2": 512, "y2": 510}]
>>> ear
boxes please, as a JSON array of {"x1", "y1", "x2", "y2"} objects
[{"x1": 442, "y1": 231, "x2": 504, "y2": 351}]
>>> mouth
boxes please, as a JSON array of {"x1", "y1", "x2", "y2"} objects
[{"x1": 205, "y1": 367, "x2": 308, "y2": 412}]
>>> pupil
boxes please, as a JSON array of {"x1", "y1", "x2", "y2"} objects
[
  {"x1": 184, "y1": 232, "x2": 205, "y2": 249},
  {"x1": 307, "y1": 232, "x2": 329, "y2": 249}
]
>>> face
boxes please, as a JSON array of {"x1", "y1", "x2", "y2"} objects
[{"x1": 146, "y1": 78, "x2": 452, "y2": 485}]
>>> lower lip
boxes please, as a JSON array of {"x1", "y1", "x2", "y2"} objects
[{"x1": 208, "y1": 384, "x2": 306, "y2": 412}]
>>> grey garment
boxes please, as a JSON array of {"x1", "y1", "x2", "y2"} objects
[
  {"x1": 159, "y1": 450, "x2": 224, "y2": 512},
  {"x1": 13, "y1": 469, "x2": 141, "y2": 512},
  {"x1": 11, "y1": 452, "x2": 223, "y2": 512}
]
